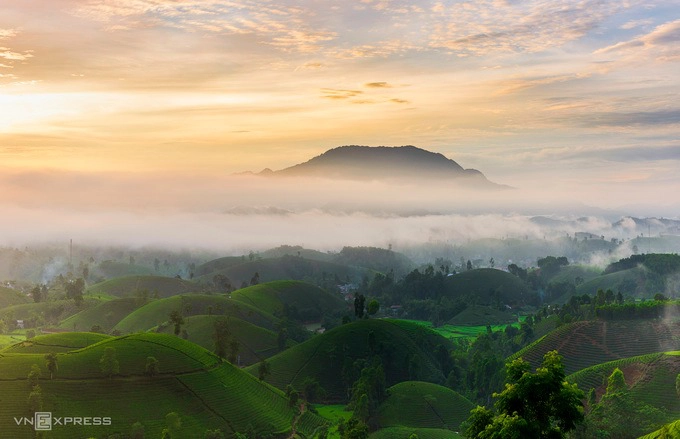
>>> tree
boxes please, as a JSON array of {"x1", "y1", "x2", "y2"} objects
[
  {"x1": 130, "y1": 421, "x2": 145, "y2": 439},
  {"x1": 28, "y1": 364, "x2": 41, "y2": 388},
  {"x1": 145, "y1": 356, "x2": 159, "y2": 378},
  {"x1": 257, "y1": 359, "x2": 271, "y2": 381},
  {"x1": 45, "y1": 353, "x2": 58, "y2": 379},
  {"x1": 65, "y1": 277, "x2": 85, "y2": 305},
  {"x1": 31, "y1": 284, "x2": 43, "y2": 303},
  {"x1": 213, "y1": 317, "x2": 230, "y2": 359},
  {"x1": 354, "y1": 294, "x2": 366, "y2": 319},
  {"x1": 165, "y1": 412, "x2": 181, "y2": 435},
  {"x1": 467, "y1": 260, "x2": 473, "y2": 271},
  {"x1": 228, "y1": 340, "x2": 240, "y2": 365},
  {"x1": 204, "y1": 429, "x2": 225, "y2": 439},
  {"x1": 277, "y1": 327, "x2": 288, "y2": 352},
  {"x1": 169, "y1": 310, "x2": 184, "y2": 336},
  {"x1": 463, "y1": 350, "x2": 584, "y2": 439},
  {"x1": 367, "y1": 300, "x2": 379, "y2": 317},
  {"x1": 100, "y1": 347, "x2": 119, "y2": 378},
  {"x1": 28, "y1": 385, "x2": 43, "y2": 413}
]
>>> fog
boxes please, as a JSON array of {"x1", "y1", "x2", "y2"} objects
[{"x1": 0, "y1": 169, "x2": 677, "y2": 254}]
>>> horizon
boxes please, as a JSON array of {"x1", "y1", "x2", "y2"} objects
[{"x1": 1, "y1": 0, "x2": 679, "y2": 248}]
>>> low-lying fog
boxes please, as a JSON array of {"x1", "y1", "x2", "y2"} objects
[{"x1": 0, "y1": 169, "x2": 678, "y2": 253}]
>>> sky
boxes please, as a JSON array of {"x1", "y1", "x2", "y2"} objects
[{"x1": 1, "y1": 0, "x2": 679, "y2": 249}]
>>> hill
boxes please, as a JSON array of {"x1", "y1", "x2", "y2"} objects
[
  {"x1": 87, "y1": 275, "x2": 200, "y2": 298},
  {"x1": 1, "y1": 332, "x2": 110, "y2": 353},
  {"x1": 195, "y1": 255, "x2": 371, "y2": 289},
  {"x1": 0, "y1": 285, "x2": 30, "y2": 309},
  {"x1": 193, "y1": 256, "x2": 247, "y2": 278},
  {"x1": 230, "y1": 280, "x2": 347, "y2": 322},
  {"x1": 0, "y1": 333, "x2": 326, "y2": 438},
  {"x1": 113, "y1": 294, "x2": 279, "y2": 334},
  {"x1": 567, "y1": 352, "x2": 680, "y2": 416},
  {"x1": 0, "y1": 298, "x2": 104, "y2": 328},
  {"x1": 269, "y1": 145, "x2": 501, "y2": 189},
  {"x1": 443, "y1": 268, "x2": 531, "y2": 305},
  {"x1": 58, "y1": 297, "x2": 142, "y2": 332},
  {"x1": 576, "y1": 267, "x2": 660, "y2": 299},
  {"x1": 245, "y1": 319, "x2": 454, "y2": 401},
  {"x1": 154, "y1": 314, "x2": 294, "y2": 365},
  {"x1": 377, "y1": 381, "x2": 474, "y2": 431},
  {"x1": 334, "y1": 246, "x2": 415, "y2": 277},
  {"x1": 370, "y1": 427, "x2": 463, "y2": 439},
  {"x1": 510, "y1": 319, "x2": 680, "y2": 375}
]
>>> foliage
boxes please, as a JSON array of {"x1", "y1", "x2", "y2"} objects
[
  {"x1": 463, "y1": 350, "x2": 584, "y2": 439},
  {"x1": 45, "y1": 352, "x2": 58, "y2": 379},
  {"x1": 145, "y1": 356, "x2": 159, "y2": 378},
  {"x1": 100, "y1": 346, "x2": 120, "y2": 378}
]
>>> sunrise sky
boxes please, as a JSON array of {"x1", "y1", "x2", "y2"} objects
[{"x1": 1, "y1": 0, "x2": 679, "y2": 230}]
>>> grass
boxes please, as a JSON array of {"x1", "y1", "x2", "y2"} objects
[
  {"x1": 638, "y1": 420, "x2": 680, "y2": 439},
  {"x1": 396, "y1": 319, "x2": 523, "y2": 341},
  {"x1": 508, "y1": 319, "x2": 680, "y2": 376},
  {"x1": 113, "y1": 294, "x2": 279, "y2": 334},
  {"x1": 245, "y1": 319, "x2": 453, "y2": 402},
  {"x1": 153, "y1": 314, "x2": 294, "y2": 366},
  {"x1": 87, "y1": 275, "x2": 200, "y2": 298},
  {"x1": 0, "y1": 332, "x2": 327, "y2": 438},
  {"x1": 370, "y1": 427, "x2": 463, "y2": 439},
  {"x1": 446, "y1": 306, "x2": 524, "y2": 326},
  {"x1": 377, "y1": 381, "x2": 474, "y2": 430},
  {"x1": 58, "y1": 297, "x2": 142, "y2": 332},
  {"x1": 230, "y1": 280, "x2": 346, "y2": 321},
  {"x1": 1, "y1": 332, "x2": 110, "y2": 354}
]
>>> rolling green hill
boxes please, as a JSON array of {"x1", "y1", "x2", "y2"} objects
[
  {"x1": 87, "y1": 275, "x2": 200, "y2": 298},
  {"x1": 0, "y1": 298, "x2": 104, "y2": 328},
  {"x1": 510, "y1": 319, "x2": 680, "y2": 376},
  {"x1": 567, "y1": 352, "x2": 680, "y2": 416},
  {"x1": 113, "y1": 294, "x2": 279, "y2": 334},
  {"x1": 377, "y1": 381, "x2": 474, "y2": 430},
  {"x1": 0, "y1": 333, "x2": 326, "y2": 438},
  {"x1": 196, "y1": 255, "x2": 371, "y2": 288},
  {"x1": 245, "y1": 319, "x2": 453, "y2": 402},
  {"x1": 154, "y1": 314, "x2": 294, "y2": 366},
  {"x1": 370, "y1": 427, "x2": 463, "y2": 439},
  {"x1": 90, "y1": 260, "x2": 154, "y2": 280},
  {"x1": 575, "y1": 267, "x2": 645, "y2": 297},
  {"x1": 231, "y1": 280, "x2": 347, "y2": 322},
  {"x1": 58, "y1": 297, "x2": 142, "y2": 332},
  {"x1": 0, "y1": 285, "x2": 30, "y2": 309},
  {"x1": 443, "y1": 268, "x2": 530, "y2": 305},
  {"x1": 193, "y1": 256, "x2": 247, "y2": 277},
  {"x1": 1, "y1": 332, "x2": 110, "y2": 354}
]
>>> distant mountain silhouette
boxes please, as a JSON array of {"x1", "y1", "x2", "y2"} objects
[{"x1": 257, "y1": 145, "x2": 505, "y2": 188}]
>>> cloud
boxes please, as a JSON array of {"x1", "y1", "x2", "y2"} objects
[
  {"x1": 321, "y1": 88, "x2": 363, "y2": 99},
  {"x1": 578, "y1": 109, "x2": 680, "y2": 128},
  {"x1": 365, "y1": 82, "x2": 392, "y2": 88},
  {"x1": 594, "y1": 19, "x2": 680, "y2": 62}
]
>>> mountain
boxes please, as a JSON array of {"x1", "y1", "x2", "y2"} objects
[{"x1": 261, "y1": 145, "x2": 504, "y2": 188}]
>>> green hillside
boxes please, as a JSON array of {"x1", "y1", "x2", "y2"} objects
[
  {"x1": 231, "y1": 280, "x2": 346, "y2": 322},
  {"x1": 0, "y1": 298, "x2": 104, "y2": 328},
  {"x1": 245, "y1": 319, "x2": 453, "y2": 401},
  {"x1": 443, "y1": 268, "x2": 530, "y2": 305},
  {"x1": 194, "y1": 256, "x2": 247, "y2": 277},
  {"x1": 154, "y1": 314, "x2": 294, "y2": 366},
  {"x1": 0, "y1": 333, "x2": 326, "y2": 438},
  {"x1": 113, "y1": 294, "x2": 279, "y2": 334},
  {"x1": 90, "y1": 260, "x2": 154, "y2": 280},
  {"x1": 0, "y1": 285, "x2": 30, "y2": 309},
  {"x1": 638, "y1": 419, "x2": 680, "y2": 439},
  {"x1": 545, "y1": 264, "x2": 601, "y2": 286},
  {"x1": 1, "y1": 332, "x2": 110, "y2": 354},
  {"x1": 510, "y1": 319, "x2": 680, "y2": 375},
  {"x1": 196, "y1": 255, "x2": 370, "y2": 288},
  {"x1": 58, "y1": 297, "x2": 142, "y2": 332},
  {"x1": 370, "y1": 427, "x2": 463, "y2": 439},
  {"x1": 568, "y1": 352, "x2": 680, "y2": 415},
  {"x1": 334, "y1": 246, "x2": 415, "y2": 276},
  {"x1": 377, "y1": 381, "x2": 474, "y2": 430},
  {"x1": 576, "y1": 267, "x2": 650, "y2": 298},
  {"x1": 87, "y1": 275, "x2": 200, "y2": 298}
]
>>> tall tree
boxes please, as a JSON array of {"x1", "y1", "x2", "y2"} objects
[
  {"x1": 464, "y1": 350, "x2": 584, "y2": 439},
  {"x1": 100, "y1": 347, "x2": 120, "y2": 379},
  {"x1": 44, "y1": 353, "x2": 58, "y2": 379},
  {"x1": 169, "y1": 310, "x2": 184, "y2": 336}
]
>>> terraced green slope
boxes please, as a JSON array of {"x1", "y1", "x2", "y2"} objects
[
  {"x1": 0, "y1": 298, "x2": 104, "y2": 327},
  {"x1": 1, "y1": 332, "x2": 110, "y2": 354},
  {"x1": 509, "y1": 319, "x2": 680, "y2": 375},
  {"x1": 113, "y1": 294, "x2": 278, "y2": 333},
  {"x1": 638, "y1": 419, "x2": 680, "y2": 439},
  {"x1": 575, "y1": 267, "x2": 644, "y2": 297},
  {"x1": 443, "y1": 268, "x2": 530, "y2": 305},
  {"x1": 377, "y1": 381, "x2": 474, "y2": 430},
  {"x1": 568, "y1": 352, "x2": 680, "y2": 415},
  {"x1": 370, "y1": 427, "x2": 463, "y2": 439},
  {"x1": 0, "y1": 333, "x2": 326, "y2": 438},
  {"x1": 0, "y1": 285, "x2": 30, "y2": 309},
  {"x1": 87, "y1": 275, "x2": 200, "y2": 298},
  {"x1": 154, "y1": 314, "x2": 294, "y2": 365},
  {"x1": 58, "y1": 297, "x2": 142, "y2": 332},
  {"x1": 245, "y1": 319, "x2": 453, "y2": 401},
  {"x1": 231, "y1": 280, "x2": 346, "y2": 321}
]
